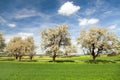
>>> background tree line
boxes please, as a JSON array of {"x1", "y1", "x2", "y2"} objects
[{"x1": 0, "y1": 24, "x2": 120, "y2": 61}]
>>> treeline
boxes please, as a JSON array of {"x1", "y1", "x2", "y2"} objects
[{"x1": 0, "y1": 24, "x2": 120, "y2": 61}]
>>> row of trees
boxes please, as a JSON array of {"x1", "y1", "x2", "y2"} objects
[
  {"x1": 41, "y1": 24, "x2": 118, "y2": 61},
  {"x1": 0, "y1": 24, "x2": 119, "y2": 61},
  {"x1": 7, "y1": 36, "x2": 35, "y2": 61},
  {"x1": 0, "y1": 33, "x2": 35, "y2": 61}
]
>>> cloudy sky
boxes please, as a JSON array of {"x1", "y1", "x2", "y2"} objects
[{"x1": 0, "y1": 0, "x2": 120, "y2": 53}]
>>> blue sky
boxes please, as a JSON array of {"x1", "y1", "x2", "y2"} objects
[{"x1": 0, "y1": 0, "x2": 120, "y2": 49}]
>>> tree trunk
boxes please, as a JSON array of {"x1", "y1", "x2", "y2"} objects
[
  {"x1": 92, "y1": 49, "x2": 100, "y2": 61},
  {"x1": 65, "y1": 52, "x2": 68, "y2": 57},
  {"x1": 30, "y1": 56, "x2": 33, "y2": 61},
  {"x1": 52, "y1": 51, "x2": 56, "y2": 62},
  {"x1": 92, "y1": 56, "x2": 96, "y2": 61},
  {"x1": 52, "y1": 55, "x2": 56, "y2": 62},
  {"x1": 19, "y1": 56, "x2": 22, "y2": 61},
  {"x1": 91, "y1": 44, "x2": 96, "y2": 61},
  {"x1": 15, "y1": 56, "x2": 18, "y2": 60}
]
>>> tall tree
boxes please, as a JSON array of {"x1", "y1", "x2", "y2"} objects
[
  {"x1": 41, "y1": 24, "x2": 71, "y2": 62},
  {"x1": 77, "y1": 27, "x2": 117, "y2": 61},
  {"x1": 0, "y1": 32, "x2": 6, "y2": 52}
]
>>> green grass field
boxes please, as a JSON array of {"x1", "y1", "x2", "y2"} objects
[
  {"x1": 0, "y1": 61, "x2": 120, "y2": 80},
  {"x1": 0, "y1": 55, "x2": 120, "y2": 80}
]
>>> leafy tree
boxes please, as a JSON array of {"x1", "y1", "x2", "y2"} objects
[
  {"x1": 24, "y1": 36, "x2": 36, "y2": 60},
  {"x1": 77, "y1": 27, "x2": 117, "y2": 61},
  {"x1": 6, "y1": 36, "x2": 36, "y2": 61},
  {"x1": 41, "y1": 24, "x2": 71, "y2": 62},
  {"x1": 6, "y1": 37, "x2": 23, "y2": 60},
  {"x1": 0, "y1": 32, "x2": 6, "y2": 52}
]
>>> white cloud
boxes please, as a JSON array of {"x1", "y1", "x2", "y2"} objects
[
  {"x1": 14, "y1": 9, "x2": 37, "y2": 19},
  {"x1": 0, "y1": 16, "x2": 16, "y2": 28},
  {"x1": 88, "y1": 18, "x2": 99, "y2": 24},
  {"x1": 13, "y1": 8, "x2": 50, "y2": 19},
  {"x1": 58, "y1": 1, "x2": 80, "y2": 16},
  {"x1": 85, "y1": 8, "x2": 96, "y2": 15},
  {"x1": 78, "y1": 18, "x2": 88, "y2": 26},
  {"x1": 0, "y1": 16, "x2": 7, "y2": 26},
  {"x1": 0, "y1": 16, "x2": 7, "y2": 23},
  {"x1": 4, "y1": 32, "x2": 34, "y2": 44},
  {"x1": 108, "y1": 25, "x2": 117, "y2": 30},
  {"x1": 4, "y1": 35, "x2": 13, "y2": 44},
  {"x1": 78, "y1": 18, "x2": 99, "y2": 26},
  {"x1": 18, "y1": 32, "x2": 34, "y2": 39},
  {"x1": 7, "y1": 23, "x2": 16, "y2": 28}
]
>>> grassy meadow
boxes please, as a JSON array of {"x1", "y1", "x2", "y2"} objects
[{"x1": 0, "y1": 55, "x2": 120, "y2": 80}]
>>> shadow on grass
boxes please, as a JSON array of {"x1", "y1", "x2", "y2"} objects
[
  {"x1": 0, "y1": 58, "x2": 15, "y2": 61},
  {"x1": 19, "y1": 60, "x2": 38, "y2": 62},
  {"x1": 85, "y1": 60, "x2": 116, "y2": 64},
  {"x1": 0, "y1": 58, "x2": 38, "y2": 62},
  {"x1": 114, "y1": 59, "x2": 120, "y2": 61},
  {"x1": 48, "y1": 60, "x2": 75, "y2": 63}
]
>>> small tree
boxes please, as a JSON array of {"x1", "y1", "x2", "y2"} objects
[
  {"x1": 6, "y1": 36, "x2": 36, "y2": 61},
  {"x1": 41, "y1": 24, "x2": 71, "y2": 62},
  {"x1": 64, "y1": 45, "x2": 77, "y2": 56},
  {"x1": 24, "y1": 36, "x2": 36, "y2": 60},
  {"x1": 77, "y1": 27, "x2": 117, "y2": 61},
  {"x1": 6, "y1": 36, "x2": 24, "y2": 60},
  {"x1": 0, "y1": 32, "x2": 6, "y2": 52}
]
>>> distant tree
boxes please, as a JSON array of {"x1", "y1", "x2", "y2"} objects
[
  {"x1": 77, "y1": 27, "x2": 117, "y2": 61},
  {"x1": 0, "y1": 32, "x2": 6, "y2": 52},
  {"x1": 6, "y1": 37, "x2": 23, "y2": 60},
  {"x1": 41, "y1": 24, "x2": 71, "y2": 62},
  {"x1": 64, "y1": 45, "x2": 77, "y2": 56},
  {"x1": 24, "y1": 36, "x2": 36, "y2": 60}
]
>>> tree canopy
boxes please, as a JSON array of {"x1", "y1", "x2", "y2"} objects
[
  {"x1": 41, "y1": 24, "x2": 71, "y2": 61},
  {"x1": 77, "y1": 27, "x2": 117, "y2": 61},
  {"x1": 6, "y1": 36, "x2": 35, "y2": 61}
]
